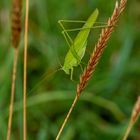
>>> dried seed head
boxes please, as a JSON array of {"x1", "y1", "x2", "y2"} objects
[
  {"x1": 77, "y1": 0, "x2": 127, "y2": 96},
  {"x1": 12, "y1": 0, "x2": 22, "y2": 48}
]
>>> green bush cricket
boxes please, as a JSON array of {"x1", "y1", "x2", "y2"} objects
[{"x1": 58, "y1": 9, "x2": 99, "y2": 80}]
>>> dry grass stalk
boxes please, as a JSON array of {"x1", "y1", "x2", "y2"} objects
[
  {"x1": 56, "y1": 0, "x2": 127, "y2": 139},
  {"x1": 7, "y1": 49, "x2": 19, "y2": 140},
  {"x1": 132, "y1": 96, "x2": 140, "y2": 122},
  {"x1": 7, "y1": 0, "x2": 22, "y2": 140},
  {"x1": 122, "y1": 96, "x2": 140, "y2": 140},
  {"x1": 23, "y1": 0, "x2": 29, "y2": 139}
]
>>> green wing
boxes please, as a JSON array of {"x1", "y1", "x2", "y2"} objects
[{"x1": 73, "y1": 9, "x2": 99, "y2": 54}]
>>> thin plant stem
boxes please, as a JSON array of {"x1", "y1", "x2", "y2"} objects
[
  {"x1": 23, "y1": 0, "x2": 29, "y2": 139},
  {"x1": 7, "y1": 48, "x2": 18, "y2": 140},
  {"x1": 55, "y1": 95, "x2": 78, "y2": 140},
  {"x1": 122, "y1": 120, "x2": 134, "y2": 140}
]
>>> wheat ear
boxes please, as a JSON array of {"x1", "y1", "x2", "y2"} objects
[
  {"x1": 55, "y1": 0, "x2": 127, "y2": 139},
  {"x1": 23, "y1": 0, "x2": 29, "y2": 139},
  {"x1": 122, "y1": 96, "x2": 140, "y2": 140},
  {"x1": 7, "y1": 0, "x2": 22, "y2": 140}
]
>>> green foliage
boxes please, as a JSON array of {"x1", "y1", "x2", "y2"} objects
[{"x1": 0, "y1": 0, "x2": 140, "y2": 139}]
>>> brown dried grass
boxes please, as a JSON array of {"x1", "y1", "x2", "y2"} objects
[
  {"x1": 12, "y1": 0, "x2": 22, "y2": 49},
  {"x1": 122, "y1": 96, "x2": 140, "y2": 140},
  {"x1": 56, "y1": 0, "x2": 127, "y2": 139},
  {"x1": 77, "y1": 0, "x2": 127, "y2": 96},
  {"x1": 23, "y1": 0, "x2": 29, "y2": 139},
  {"x1": 7, "y1": 0, "x2": 22, "y2": 140}
]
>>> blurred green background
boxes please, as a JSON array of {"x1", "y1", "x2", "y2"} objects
[{"x1": 0, "y1": 0, "x2": 140, "y2": 139}]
